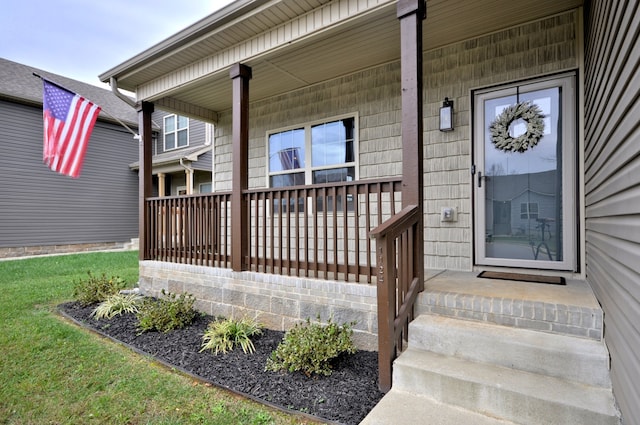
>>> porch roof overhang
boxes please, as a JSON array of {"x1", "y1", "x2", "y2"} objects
[
  {"x1": 99, "y1": 0, "x2": 582, "y2": 121},
  {"x1": 129, "y1": 144, "x2": 212, "y2": 173}
]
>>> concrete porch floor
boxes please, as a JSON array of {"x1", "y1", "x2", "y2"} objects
[{"x1": 415, "y1": 270, "x2": 602, "y2": 340}]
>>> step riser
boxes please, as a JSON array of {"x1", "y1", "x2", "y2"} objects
[
  {"x1": 415, "y1": 290, "x2": 603, "y2": 340},
  {"x1": 394, "y1": 360, "x2": 619, "y2": 425},
  {"x1": 408, "y1": 315, "x2": 612, "y2": 387}
]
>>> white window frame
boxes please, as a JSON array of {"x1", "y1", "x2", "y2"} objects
[
  {"x1": 520, "y1": 202, "x2": 539, "y2": 220},
  {"x1": 266, "y1": 113, "x2": 359, "y2": 188},
  {"x1": 199, "y1": 182, "x2": 212, "y2": 193},
  {"x1": 164, "y1": 114, "x2": 189, "y2": 151}
]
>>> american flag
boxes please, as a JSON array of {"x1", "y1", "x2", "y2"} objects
[{"x1": 42, "y1": 79, "x2": 101, "y2": 178}]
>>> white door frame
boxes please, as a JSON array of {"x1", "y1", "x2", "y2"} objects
[{"x1": 473, "y1": 73, "x2": 576, "y2": 271}]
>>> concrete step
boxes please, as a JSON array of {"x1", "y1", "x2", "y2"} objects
[
  {"x1": 393, "y1": 348, "x2": 620, "y2": 425},
  {"x1": 415, "y1": 273, "x2": 603, "y2": 340},
  {"x1": 360, "y1": 389, "x2": 518, "y2": 425},
  {"x1": 408, "y1": 314, "x2": 612, "y2": 387}
]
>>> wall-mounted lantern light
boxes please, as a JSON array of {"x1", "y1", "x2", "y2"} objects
[{"x1": 439, "y1": 97, "x2": 454, "y2": 132}]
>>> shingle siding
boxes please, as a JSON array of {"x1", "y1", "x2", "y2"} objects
[
  {"x1": 0, "y1": 99, "x2": 138, "y2": 249},
  {"x1": 212, "y1": 10, "x2": 578, "y2": 272},
  {"x1": 584, "y1": 2, "x2": 640, "y2": 424},
  {"x1": 423, "y1": 11, "x2": 578, "y2": 271},
  {"x1": 214, "y1": 60, "x2": 403, "y2": 192}
]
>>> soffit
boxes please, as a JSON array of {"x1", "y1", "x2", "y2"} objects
[{"x1": 103, "y1": 0, "x2": 583, "y2": 117}]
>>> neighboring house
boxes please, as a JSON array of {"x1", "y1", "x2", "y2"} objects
[
  {"x1": 99, "y1": 1, "x2": 639, "y2": 423},
  {"x1": 485, "y1": 170, "x2": 558, "y2": 239},
  {"x1": 129, "y1": 110, "x2": 214, "y2": 197},
  {"x1": 0, "y1": 58, "x2": 140, "y2": 258}
]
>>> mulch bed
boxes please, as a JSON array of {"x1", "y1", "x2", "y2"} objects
[{"x1": 58, "y1": 301, "x2": 384, "y2": 425}]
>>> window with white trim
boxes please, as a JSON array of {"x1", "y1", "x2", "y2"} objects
[
  {"x1": 164, "y1": 115, "x2": 189, "y2": 151},
  {"x1": 267, "y1": 116, "x2": 357, "y2": 187},
  {"x1": 520, "y1": 202, "x2": 539, "y2": 220},
  {"x1": 267, "y1": 115, "x2": 357, "y2": 212}
]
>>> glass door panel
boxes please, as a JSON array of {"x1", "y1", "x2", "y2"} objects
[{"x1": 474, "y1": 75, "x2": 576, "y2": 270}]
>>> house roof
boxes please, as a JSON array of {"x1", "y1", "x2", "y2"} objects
[
  {"x1": 98, "y1": 0, "x2": 583, "y2": 121},
  {"x1": 128, "y1": 144, "x2": 212, "y2": 171},
  {"x1": 0, "y1": 57, "x2": 139, "y2": 128}
]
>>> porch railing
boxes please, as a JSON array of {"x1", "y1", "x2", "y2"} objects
[
  {"x1": 369, "y1": 204, "x2": 423, "y2": 392},
  {"x1": 144, "y1": 177, "x2": 402, "y2": 283},
  {"x1": 244, "y1": 178, "x2": 402, "y2": 282},
  {"x1": 144, "y1": 179, "x2": 420, "y2": 391},
  {"x1": 145, "y1": 192, "x2": 232, "y2": 267}
]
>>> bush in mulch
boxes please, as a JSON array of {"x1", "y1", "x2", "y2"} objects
[{"x1": 59, "y1": 300, "x2": 383, "y2": 425}]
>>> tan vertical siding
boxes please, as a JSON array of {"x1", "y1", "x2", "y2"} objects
[{"x1": 584, "y1": 2, "x2": 640, "y2": 424}]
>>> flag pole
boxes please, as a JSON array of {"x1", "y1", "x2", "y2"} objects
[{"x1": 33, "y1": 72, "x2": 140, "y2": 139}]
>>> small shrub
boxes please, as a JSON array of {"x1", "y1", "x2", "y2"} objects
[
  {"x1": 92, "y1": 293, "x2": 142, "y2": 320},
  {"x1": 72, "y1": 271, "x2": 126, "y2": 306},
  {"x1": 200, "y1": 317, "x2": 263, "y2": 355},
  {"x1": 136, "y1": 290, "x2": 197, "y2": 333},
  {"x1": 266, "y1": 317, "x2": 357, "y2": 376}
]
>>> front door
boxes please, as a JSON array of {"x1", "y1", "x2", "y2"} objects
[{"x1": 473, "y1": 74, "x2": 576, "y2": 270}]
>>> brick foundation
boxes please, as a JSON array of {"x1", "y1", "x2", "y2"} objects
[{"x1": 139, "y1": 261, "x2": 379, "y2": 350}]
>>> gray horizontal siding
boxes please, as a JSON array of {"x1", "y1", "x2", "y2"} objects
[
  {"x1": 584, "y1": 2, "x2": 640, "y2": 424},
  {"x1": 192, "y1": 150, "x2": 212, "y2": 172},
  {"x1": 152, "y1": 110, "x2": 208, "y2": 154},
  {"x1": 0, "y1": 100, "x2": 138, "y2": 248},
  {"x1": 189, "y1": 118, "x2": 206, "y2": 146}
]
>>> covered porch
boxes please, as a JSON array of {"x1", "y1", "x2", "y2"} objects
[{"x1": 98, "y1": 0, "x2": 630, "y2": 421}]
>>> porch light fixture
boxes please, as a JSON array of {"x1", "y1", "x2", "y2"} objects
[{"x1": 439, "y1": 97, "x2": 454, "y2": 132}]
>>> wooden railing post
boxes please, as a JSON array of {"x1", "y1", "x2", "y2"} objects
[
  {"x1": 376, "y1": 232, "x2": 396, "y2": 393},
  {"x1": 370, "y1": 205, "x2": 419, "y2": 392}
]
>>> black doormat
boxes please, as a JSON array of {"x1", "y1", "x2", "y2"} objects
[{"x1": 477, "y1": 271, "x2": 566, "y2": 285}]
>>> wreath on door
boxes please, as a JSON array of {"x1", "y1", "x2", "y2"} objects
[{"x1": 489, "y1": 101, "x2": 545, "y2": 153}]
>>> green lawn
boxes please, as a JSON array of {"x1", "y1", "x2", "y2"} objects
[{"x1": 0, "y1": 251, "x2": 316, "y2": 425}]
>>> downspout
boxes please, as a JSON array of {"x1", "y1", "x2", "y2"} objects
[
  {"x1": 110, "y1": 77, "x2": 137, "y2": 108},
  {"x1": 179, "y1": 158, "x2": 194, "y2": 195}
]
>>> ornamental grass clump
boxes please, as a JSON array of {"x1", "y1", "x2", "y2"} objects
[
  {"x1": 200, "y1": 317, "x2": 263, "y2": 355},
  {"x1": 72, "y1": 271, "x2": 126, "y2": 306},
  {"x1": 136, "y1": 290, "x2": 197, "y2": 333},
  {"x1": 92, "y1": 293, "x2": 143, "y2": 320},
  {"x1": 266, "y1": 317, "x2": 357, "y2": 377}
]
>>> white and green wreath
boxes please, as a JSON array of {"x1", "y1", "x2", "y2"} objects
[{"x1": 489, "y1": 101, "x2": 545, "y2": 153}]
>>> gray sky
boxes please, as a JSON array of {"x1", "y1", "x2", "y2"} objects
[{"x1": 1, "y1": 0, "x2": 235, "y2": 88}]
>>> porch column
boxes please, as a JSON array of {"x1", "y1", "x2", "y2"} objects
[
  {"x1": 185, "y1": 168, "x2": 194, "y2": 194},
  {"x1": 398, "y1": 0, "x2": 425, "y2": 289},
  {"x1": 137, "y1": 101, "x2": 154, "y2": 261},
  {"x1": 158, "y1": 173, "x2": 166, "y2": 197},
  {"x1": 230, "y1": 63, "x2": 252, "y2": 271}
]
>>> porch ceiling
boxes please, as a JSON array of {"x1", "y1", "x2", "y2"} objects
[{"x1": 100, "y1": 0, "x2": 582, "y2": 120}]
